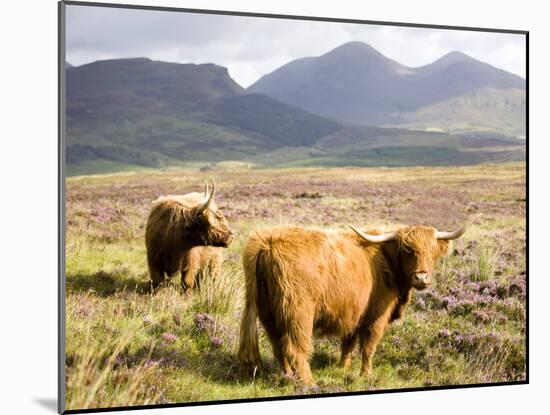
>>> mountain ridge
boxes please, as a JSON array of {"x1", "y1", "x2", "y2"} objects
[
  {"x1": 65, "y1": 53, "x2": 525, "y2": 175},
  {"x1": 248, "y1": 41, "x2": 525, "y2": 133}
]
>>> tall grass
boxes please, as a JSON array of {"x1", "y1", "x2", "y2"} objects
[
  {"x1": 471, "y1": 246, "x2": 501, "y2": 282},
  {"x1": 64, "y1": 164, "x2": 526, "y2": 405},
  {"x1": 192, "y1": 262, "x2": 243, "y2": 315},
  {"x1": 66, "y1": 320, "x2": 162, "y2": 410},
  {"x1": 465, "y1": 337, "x2": 524, "y2": 382}
]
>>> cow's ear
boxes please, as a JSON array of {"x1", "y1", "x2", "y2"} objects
[
  {"x1": 188, "y1": 208, "x2": 210, "y2": 229},
  {"x1": 436, "y1": 240, "x2": 451, "y2": 258}
]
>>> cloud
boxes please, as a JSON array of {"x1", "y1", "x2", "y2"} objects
[{"x1": 66, "y1": 4, "x2": 526, "y2": 87}]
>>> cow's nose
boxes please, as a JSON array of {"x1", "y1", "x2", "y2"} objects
[{"x1": 413, "y1": 272, "x2": 431, "y2": 286}]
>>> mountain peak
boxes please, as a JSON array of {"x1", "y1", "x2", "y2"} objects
[
  {"x1": 431, "y1": 50, "x2": 476, "y2": 66},
  {"x1": 442, "y1": 50, "x2": 471, "y2": 59},
  {"x1": 248, "y1": 41, "x2": 525, "y2": 128},
  {"x1": 67, "y1": 57, "x2": 245, "y2": 119},
  {"x1": 330, "y1": 41, "x2": 378, "y2": 53},
  {"x1": 324, "y1": 41, "x2": 389, "y2": 61},
  {"x1": 317, "y1": 41, "x2": 405, "y2": 75}
]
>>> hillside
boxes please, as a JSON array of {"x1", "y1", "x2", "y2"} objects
[
  {"x1": 65, "y1": 56, "x2": 525, "y2": 175},
  {"x1": 391, "y1": 88, "x2": 526, "y2": 137},
  {"x1": 66, "y1": 58, "x2": 340, "y2": 170},
  {"x1": 248, "y1": 42, "x2": 525, "y2": 136}
]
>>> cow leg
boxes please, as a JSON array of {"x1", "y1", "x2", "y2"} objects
[
  {"x1": 339, "y1": 334, "x2": 358, "y2": 369},
  {"x1": 281, "y1": 342, "x2": 313, "y2": 383},
  {"x1": 210, "y1": 253, "x2": 222, "y2": 279},
  {"x1": 257, "y1": 307, "x2": 292, "y2": 378},
  {"x1": 280, "y1": 314, "x2": 314, "y2": 384},
  {"x1": 282, "y1": 356, "x2": 293, "y2": 377},
  {"x1": 181, "y1": 268, "x2": 198, "y2": 292},
  {"x1": 359, "y1": 316, "x2": 390, "y2": 377},
  {"x1": 266, "y1": 331, "x2": 285, "y2": 371},
  {"x1": 147, "y1": 255, "x2": 165, "y2": 291},
  {"x1": 292, "y1": 347, "x2": 313, "y2": 384},
  {"x1": 150, "y1": 268, "x2": 164, "y2": 290},
  {"x1": 181, "y1": 252, "x2": 198, "y2": 292}
]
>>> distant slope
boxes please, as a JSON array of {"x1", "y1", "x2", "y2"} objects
[
  {"x1": 205, "y1": 93, "x2": 341, "y2": 147},
  {"x1": 392, "y1": 88, "x2": 526, "y2": 137},
  {"x1": 67, "y1": 58, "x2": 245, "y2": 120},
  {"x1": 249, "y1": 42, "x2": 410, "y2": 125},
  {"x1": 66, "y1": 58, "x2": 340, "y2": 167},
  {"x1": 299, "y1": 124, "x2": 525, "y2": 167},
  {"x1": 248, "y1": 42, "x2": 525, "y2": 136},
  {"x1": 65, "y1": 57, "x2": 525, "y2": 175}
]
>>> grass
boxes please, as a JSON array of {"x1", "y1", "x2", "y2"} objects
[
  {"x1": 191, "y1": 263, "x2": 243, "y2": 315},
  {"x1": 64, "y1": 162, "x2": 526, "y2": 410},
  {"x1": 66, "y1": 160, "x2": 154, "y2": 177},
  {"x1": 472, "y1": 246, "x2": 502, "y2": 282},
  {"x1": 66, "y1": 109, "x2": 525, "y2": 176},
  {"x1": 65, "y1": 318, "x2": 163, "y2": 409}
]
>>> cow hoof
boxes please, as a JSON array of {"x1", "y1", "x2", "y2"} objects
[
  {"x1": 301, "y1": 377, "x2": 315, "y2": 386},
  {"x1": 360, "y1": 367, "x2": 372, "y2": 377}
]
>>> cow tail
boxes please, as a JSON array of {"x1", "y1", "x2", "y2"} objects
[{"x1": 238, "y1": 239, "x2": 263, "y2": 374}]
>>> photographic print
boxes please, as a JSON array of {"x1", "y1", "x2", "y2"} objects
[{"x1": 60, "y1": 1, "x2": 527, "y2": 412}]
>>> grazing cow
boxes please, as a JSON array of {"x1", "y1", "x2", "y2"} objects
[
  {"x1": 145, "y1": 180, "x2": 233, "y2": 290},
  {"x1": 181, "y1": 246, "x2": 223, "y2": 291},
  {"x1": 238, "y1": 215, "x2": 481, "y2": 384}
]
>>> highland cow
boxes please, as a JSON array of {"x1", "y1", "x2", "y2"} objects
[
  {"x1": 238, "y1": 215, "x2": 482, "y2": 384},
  {"x1": 181, "y1": 246, "x2": 223, "y2": 291},
  {"x1": 145, "y1": 180, "x2": 233, "y2": 290}
]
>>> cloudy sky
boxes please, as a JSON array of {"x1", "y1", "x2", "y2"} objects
[{"x1": 66, "y1": 4, "x2": 526, "y2": 88}]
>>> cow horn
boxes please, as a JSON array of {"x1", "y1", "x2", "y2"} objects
[
  {"x1": 195, "y1": 179, "x2": 216, "y2": 215},
  {"x1": 348, "y1": 224, "x2": 398, "y2": 243},
  {"x1": 435, "y1": 213, "x2": 483, "y2": 240}
]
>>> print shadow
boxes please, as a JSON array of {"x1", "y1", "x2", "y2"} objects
[{"x1": 33, "y1": 398, "x2": 57, "y2": 413}]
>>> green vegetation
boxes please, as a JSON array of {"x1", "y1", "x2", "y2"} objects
[
  {"x1": 395, "y1": 88, "x2": 526, "y2": 138},
  {"x1": 66, "y1": 160, "x2": 154, "y2": 177},
  {"x1": 65, "y1": 163, "x2": 526, "y2": 410},
  {"x1": 65, "y1": 57, "x2": 525, "y2": 176}
]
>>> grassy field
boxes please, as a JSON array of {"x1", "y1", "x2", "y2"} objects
[{"x1": 64, "y1": 163, "x2": 526, "y2": 410}]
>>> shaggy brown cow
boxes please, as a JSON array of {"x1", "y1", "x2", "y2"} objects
[
  {"x1": 238, "y1": 215, "x2": 481, "y2": 384},
  {"x1": 181, "y1": 246, "x2": 223, "y2": 291},
  {"x1": 145, "y1": 180, "x2": 233, "y2": 290}
]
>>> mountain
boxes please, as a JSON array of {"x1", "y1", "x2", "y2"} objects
[
  {"x1": 67, "y1": 58, "x2": 244, "y2": 119},
  {"x1": 65, "y1": 56, "x2": 524, "y2": 176},
  {"x1": 248, "y1": 42, "x2": 526, "y2": 136},
  {"x1": 66, "y1": 62, "x2": 73, "y2": 69},
  {"x1": 392, "y1": 87, "x2": 526, "y2": 137},
  {"x1": 66, "y1": 58, "x2": 341, "y2": 170}
]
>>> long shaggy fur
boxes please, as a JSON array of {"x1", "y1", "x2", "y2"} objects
[
  {"x1": 238, "y1": 225, "x2": 450, "y2": 384},
  {"x1": 145, "y1": 192, "x2": 233, "y2": 290},
  {"x1": 181, "y1": 246, "x2": 222, "y2": 291}
]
